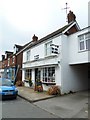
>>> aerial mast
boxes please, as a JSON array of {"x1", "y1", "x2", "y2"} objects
[{"x1": 62, "y1": 2, "x2": 70, "y2": 22}]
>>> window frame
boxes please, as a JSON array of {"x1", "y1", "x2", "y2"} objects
[
  {"x1": 45, "y1": 41, "x2": 52, "y2": 56},
  {"x1": 26, "y1": 50, "x2": 30, "y2": 61},
  {"x1": 25, "y1": 69, "x2": 32, "y2": 80},
  {"x1": 42, "y1": 67, "x2": 55, "y2": 83},
  {"x1": 78, "y1": 32, "x2": 90, "y2": 51}
]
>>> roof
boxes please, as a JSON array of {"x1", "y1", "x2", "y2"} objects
[
  {"x1": 24, "y1": 21, "x2": 79, "y2": 51},
  {"x1": 5, "y1": 51, "x2": 13, "y2": 54},
  {"x1": 14, "y1": 44, "x2": 23, "y2": 49},
  {"x1": 16, "y1": 21, "x2": 80, "y2": 55}
]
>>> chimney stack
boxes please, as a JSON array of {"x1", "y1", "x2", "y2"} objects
[
  {"x1": 32, "y1": 34, "x2": 38, "y2": 42},
  {"x1": 2, "y1": 55, "x2": 5, "y2": 61},
  {"x1": 67, "y1": 11, "x2": 76, "y2": 23}
]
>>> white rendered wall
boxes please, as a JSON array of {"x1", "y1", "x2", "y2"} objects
[
  {"x1": 42, "y1": 65, "x2": 61, "y2": 91},
  {"x1": 23, "y1": 35, "x2": 62, "y2": 63},
  {"x1": 69, "y1": 28, "x2": 89, "y2": 64},
  {"x1": 22, "y1": 35, "x2": 62, "y2": 90},
  {"x1": 61, "y1": 35, "x2": 88, "y2": 94}
]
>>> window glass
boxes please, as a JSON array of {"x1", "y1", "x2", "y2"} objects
[
  {"x1": 79, "y1": 35, "x2": 84, "y2": 41},
  {"x1": 26, "y1": 50, "x2": 30, "y2": 61},
  {"x1": 85, "y1": 33, "x2": 90, "y2": 39},
  {"x1": 86, "y1": 39, "x2": 90, "y2": 50},
  {"x1": 80, "y1": 41, "x2": 84, "y2": 50},
  {"x1": 79, "y1": 33, "x2": 90, "y2": 51},
  {"x1": 45, "y1": 41, "x2": 52, "y2": 56},
  {"x1": 25, "y1": 69, "x2": 32, "y2": 80},
  {"x1": 42, "y1": 67, "x2": 55, "y2": 83}
]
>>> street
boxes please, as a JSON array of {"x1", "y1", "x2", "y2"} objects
[
  {"x1": 34, "y1": 91, "x2": 89, "y2": 118},
  {"x1": 2, "y1": 97, "x2": 58, "y2": 118},
  {"x1": 0, "y1": 90, "x2": 89, "y2": 119}
]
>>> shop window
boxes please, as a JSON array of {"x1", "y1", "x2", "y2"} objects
[
  {"x1": 25, "y1": 69, "x2": 32, "y2": 80},
  {"x1": 42, "y1": 67, "x2": 55, "y2": 83}
]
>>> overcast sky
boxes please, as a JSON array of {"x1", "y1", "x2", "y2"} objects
[{"x1": 0, "y1": 0, "x2": 89, "y2": 60}]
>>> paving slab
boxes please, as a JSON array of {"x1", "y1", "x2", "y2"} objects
[
  {"x1": 34, "y1": 91, "x2": 89, "y2": 118},
  {"x1": 17, "y1": 86, "x2": 56, "y2": 102}
]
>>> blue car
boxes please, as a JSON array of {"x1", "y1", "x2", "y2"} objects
[{"x1": 0, "y1": 78, "x2": 18, "y2": 100}]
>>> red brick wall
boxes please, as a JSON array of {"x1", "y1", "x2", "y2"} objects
[{"x1": 16, "y1": 52, "x2": 23, "y2": 81}]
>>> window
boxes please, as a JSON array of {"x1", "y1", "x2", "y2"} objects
[
  {"x1": 8, "y1": 58, "x2": 10, "y2": 66},
  {"x1": 26, "y1": 50, "x2": 30, "y2": 61},
  {"x1": 45, "y1": 41, "x2": 52, "y2": 56},
  {"x1": 79, "y1": 32, "x2": 90, "y2": 51},
  {"x1": 85, "y1": 33, "x2": 90, "y2": 50},
  {"x1": 42, "y1": 67, "x2": 55, "y2": 83},
  {"x1": 25, "y1": 69, "x2": 32, "y2": 80}
]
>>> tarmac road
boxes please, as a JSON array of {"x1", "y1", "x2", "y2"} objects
[{"x1": 1, "y1": 96, "x2": 58, "y2": 118}]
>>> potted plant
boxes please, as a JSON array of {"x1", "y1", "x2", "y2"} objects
[
  {"x1": 29, "y1": 79, "x2": 33, "y2": 87},
  {"x1": 34, "y1": 79, "x2": 43, "y2": 92}
]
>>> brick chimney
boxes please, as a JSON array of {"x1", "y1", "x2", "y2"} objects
[
  {"x1": 32, "y1": 34, "x2": 38, "y2": 42},
  {"x1": 67, "y1": 11, "x2": 76, "y2": 23},
  {"x1": 2, "y1": 55, "x2": 5, "y2": 61}
]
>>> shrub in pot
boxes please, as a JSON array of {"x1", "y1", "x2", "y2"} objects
[{"x1": 47, "y1": 85, "x2": 61, "y2": 95}]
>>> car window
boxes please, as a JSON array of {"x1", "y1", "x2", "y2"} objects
[{"x1": 0, "y1": 80, "x2": 14, "y2": 86}]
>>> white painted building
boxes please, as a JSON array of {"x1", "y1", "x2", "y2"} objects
[{"x1": 21, "y1": 11, "x2": 89, "y2": 94}]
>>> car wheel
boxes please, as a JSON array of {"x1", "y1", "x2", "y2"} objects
[{"x1": 14, "y1": 95, "x2": 17, "y2": 99}]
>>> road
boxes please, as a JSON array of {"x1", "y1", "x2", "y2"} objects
[{"x1": 1, "y1": 97, "x2": 58, "y2": 118}]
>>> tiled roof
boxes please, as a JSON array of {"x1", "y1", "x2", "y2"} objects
[{"x1": 25, "y1": 22, "x2": 75, "y2": 51}]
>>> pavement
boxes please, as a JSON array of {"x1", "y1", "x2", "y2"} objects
[
  {"x1": 17, "y1": 86, "x2": 56, "y2": 102},
  {"x1": 17, "y1": 86, "x2": 89, "y2": 118}
]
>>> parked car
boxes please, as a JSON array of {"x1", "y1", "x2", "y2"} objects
[{"x1": 0, "y1": 78, "x2": 18, "y2": 100}]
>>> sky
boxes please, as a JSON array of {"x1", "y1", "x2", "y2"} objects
[{"x1": 0, "y1": 0, "x2": 89, "y2": 60}]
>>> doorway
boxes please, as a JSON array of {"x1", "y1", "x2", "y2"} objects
[{"x1": 35, "y1": 68, "x2": 41, "y2": 83}]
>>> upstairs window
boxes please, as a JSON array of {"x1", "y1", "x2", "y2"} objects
[
  {"x1": 26, "y1": 50, "x2": 30, "y2": 61},
  {"x1": 79, "y1": 32, "x2": 90, "y2": 51},
  {"x1": 8, "y1": 58, "x2": 10, "y2": 66},
  {"x1": 45, "y1": 41, "x2": 52, "y2": 56}
]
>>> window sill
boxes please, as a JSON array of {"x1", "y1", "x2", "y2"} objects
[
  {"x1": 78, "y1": 49, "x2": 89, "y2": 53},
  {"x1": 45, "y1": 54, "x2": 58, "y2": 58},
  {"x1": 42, "y1": 82, "x2": 56, "y2": 86},
  {"x1": 24, "y1": 80, "x2": 29, "y2": 83}
]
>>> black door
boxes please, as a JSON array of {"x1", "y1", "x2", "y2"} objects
[{"x1": 35, "y1": 68, "x2": 41, "y2": 83}]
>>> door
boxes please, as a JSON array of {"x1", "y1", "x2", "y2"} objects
[{"x1": 35, "y1": 68, "x2": 41, "y2": 83}]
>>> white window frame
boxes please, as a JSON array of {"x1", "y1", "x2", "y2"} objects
[
  {"x1": 42, "y1": 67, "x2": 55, "y2": 83},
  {"x1": 25, "y1": 69, "x2": 32, "y2": 80},
  {"x1": 26, "y1": 50, "x2": 30, "y2": 61},
  {"x1": 45, "y1": 41, "x2": 52, "y2": 56},
  {"x1": 78, "y1": 32, "x2": 90, "y2": 51}
]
